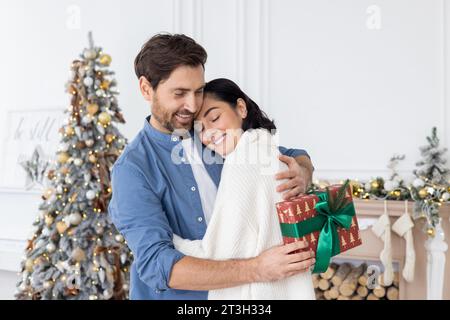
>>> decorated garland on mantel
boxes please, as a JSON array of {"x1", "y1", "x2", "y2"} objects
[{"x1": 308, "y1": 127, "x2": 449, "y2": 238}]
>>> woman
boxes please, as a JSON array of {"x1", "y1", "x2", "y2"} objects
[{"x1": 173, "y1": 78, "x2": 316, "y2": 300}]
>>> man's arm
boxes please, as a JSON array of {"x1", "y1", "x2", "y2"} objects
[
  {"x1": 168, "y1": 242, "x2": 314, "y2": 290},
  {"x1": 277, "y1": 148, "x2": 315, "y2": 200}
]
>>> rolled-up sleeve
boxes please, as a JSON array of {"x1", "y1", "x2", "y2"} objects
[
  {"x1": 108, "y1": 162, "x2": 185, "y2": 291},
  {"x1": 278, "y1": 146, "x2": 310, "y2": 159}
]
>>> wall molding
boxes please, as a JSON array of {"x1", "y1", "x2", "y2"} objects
[{"x1": 0, "y1": 238, "x2": 24, "y2": 272}]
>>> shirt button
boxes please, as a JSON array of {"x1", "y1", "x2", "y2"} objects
[
  {"x1": 172, "y1": 137, "x2": 178, "y2": 142},
  {"x1": 155, "y1": 289, "x2": 161, "y2": 293},
  {"x1": 181, "y1": 157, "x2": 186, "y2": 162},
  {"x1": 191, "y1": 186, "x2": 196, "y2": 192},
  {"x1": 197, "y1": 216, "x2": 203, "y2": 222}
]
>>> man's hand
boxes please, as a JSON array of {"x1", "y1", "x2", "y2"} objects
[
  {"x1": 276, "y1": 154, "x2": 313, "y2": 200},
  {"x1": 253, "y1": 241, "x2": 316, "y2": 282}
]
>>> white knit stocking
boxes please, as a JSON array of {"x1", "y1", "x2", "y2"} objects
[
  {"x1": 392, "y1": 201, "x2": 415, "y2": 282},
  {"x1": 371, "y1": 201, "x2": 394, "y2": 286}
]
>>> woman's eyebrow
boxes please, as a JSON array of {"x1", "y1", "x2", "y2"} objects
[{"x1": 203, "y1": 107, "x2": 219, "y2": 118}]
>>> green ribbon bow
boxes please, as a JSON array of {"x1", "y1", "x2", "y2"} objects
[{"x1": 279, "y1": 183, "x2": 355, "y2": 273}]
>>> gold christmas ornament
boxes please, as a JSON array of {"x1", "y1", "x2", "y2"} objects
[
  {"x1": 86, "y1": 103, "x2": 99, "y2": 116},
  {"x1": 100, "y1": 80, "x2": 110, "y2": 90},
  {"x1": 105, "y1": 134, "x2": 114, "y2": 143},
  {"x1": 25, "y1": 258, "x2": 34, "y2": 272},
  {"x1": 45, "y1": 215, "x2": 54, "y2": 226},
  {"x1": 65, "y1": 126, "x2": 75, "y2": 136},
  {"x1": 88, "y1": 154, "x2": 97, "y2": 163},
  {"x1": 370, "y1": 180, "x2": 379, "y2": 190},
  {"x1": 71, "y1": 247, "x2": 86, "y2": 262},
  {"x1": 427, "y1": 227, "x2": 435, "y2": 237},
  {"x1": 418, "y1": 188, "x2": 428, "y2": 199},
  {"x1": 56, "y1": 221, "x2": 69, "y2": 234},
  {"x1": 98, "y1": 112, "x2": 111, "y2": 125},
  {"x1": 99, "y1": 53, "x2": 112, "y2": 66},
  {"x1": 58, "y1": 152, "x2": 70, "y2": 164}
]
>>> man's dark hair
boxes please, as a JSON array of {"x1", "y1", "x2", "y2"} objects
[{"x1": 134, "y1": 33, "x2": 207, "y2": 90}]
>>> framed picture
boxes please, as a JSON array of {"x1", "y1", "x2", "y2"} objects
[{"x1": 0, "y1": 108, "x2": 66, "y2": 192}]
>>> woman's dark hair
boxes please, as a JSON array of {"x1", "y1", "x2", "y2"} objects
[
  {"x1": 204, "y1": 78, "x2": 276, "y2": 132},
  {"x1": 134, "y1": 33, "x2": 207, "y2": 90}
]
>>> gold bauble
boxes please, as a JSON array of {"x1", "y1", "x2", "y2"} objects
[
  {"x1": 45, "y1": 215, "x2": 54, "y2": 226},
  {"x1": 100, "y1": 80, "x2": 110, "y2": 90},
  {"x1": 418, "y1": 188, "x2": 428, "y2": 199},
  {"x1": 57, "y1": 152, "x2": 70, "y2": 164},
  {"x1": 86, "y1": 103, "x2": 99, "y2": 116},
  {"x1": 99, "y1": 54, "x2": 112, "y2": 66},
  {"x1": 371, "y1": 181, "x2": 379, "y2": 190},
  {"x1": 88, "y1": 154, "x2": 97, "y2": 163},
  {"x1": 25, "y1": 258, "x2": 34, "y2": 272},
  {"x1": 56, "y1": 221, "x2": 68, "y2": 234},
  {"x1": 71, "y1": 247, "x2": 86, "y2": 262},
  {"x1": 65, "y1": 126, "x2": 75, "y2": 136},
  {"x1": 98, "y1": 112, "x2": 111, "y2": 125},
  {"x1": 105, "y1": 134, "x2": 114, "y2": 143},
  {"x1": 60, "y1": 166, "x2": 70, "y2": 175},
  {"x1": 427, "y1": 227, "x2": 435, "y2": 237}
]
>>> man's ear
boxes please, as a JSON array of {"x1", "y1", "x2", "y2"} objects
[
  {"x1": 236, "y1": 98, "x2": 248, "y2": 119},
  {"x1": 139, "y1": 76, "x2": 154, "y2": 102}
]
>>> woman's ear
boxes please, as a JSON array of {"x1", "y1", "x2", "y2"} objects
[
  {"x1": 139, "y1": 76, "x2": 154, "y2": 102},
  {"x1": 236, "y1": 98, "x2": 248, "y2": 119}
]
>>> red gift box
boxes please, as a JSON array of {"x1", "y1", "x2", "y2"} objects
[{"x1": 276, "y1": 184, "x2": 362, "y2": 257}]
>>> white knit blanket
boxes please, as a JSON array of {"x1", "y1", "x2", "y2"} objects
[{"x1": 173, "y1": 129, "x2": 316, "y2": 300}]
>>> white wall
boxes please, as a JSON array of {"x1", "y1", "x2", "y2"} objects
[{"x1": 0, "y1": 0, "x2": 449, "y2": 299}]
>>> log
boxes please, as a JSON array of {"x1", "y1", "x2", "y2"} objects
[
  {"x1": 315, "y1": 290, "x2": 325, "y2": 300},
  {"x1": 320, "y1": 263, "x2": 338, "y2": 280},
  {"x1": 393, "y1": 272, "x2": 400, "y2": 287},
  {"x1": 337, "y1": 295, "x2": 350, "y2": 300},
  {"x1": 323, "y1": 290, "x2": 333, "y2": 300},
  {"x1": 339, "y1": 263, "x2": 366, "y2": 297},
  {"x1": 318, "y1": 278, "x2": 330, "y2": 291},
  {"x1": 358, "y1": 274, "x2": 368, "y2": 287},
  {"x1": 366, "y1": 293, "x2": 380, "y2": 300},
  {"x1": 356, "y1": 285, "x2": 369, "y2": 298},
  {"x1": 331, "y1": 263, "x2": 352, "y2": 287},
  {"x1": 373, "y1": 286, "x2": 386, "y2": 298},
  {"x1": 386, "y1": 287, "x2": 399, "y2": 300},
  {"x1": 351, "y1": 295, "x2": 363, "y2": 300},
  {"x1": 328, "y1": 286, "x2": 340, "y2": 300}
]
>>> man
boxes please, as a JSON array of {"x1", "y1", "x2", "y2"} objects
[{"x1": 109, "y1": 33, "x2": 316, "y2": 300}]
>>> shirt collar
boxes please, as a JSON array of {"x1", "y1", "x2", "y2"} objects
[{"x1": 143, "y1": 115, "x2": 195, "y2": 144}]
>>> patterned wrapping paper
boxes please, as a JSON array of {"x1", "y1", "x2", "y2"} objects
[{"x1": 276, "y1": 184, "x2": 362, "y2": 267}]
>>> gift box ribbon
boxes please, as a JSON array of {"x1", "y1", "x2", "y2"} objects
[{"x1": 279, "y1": 188, "x2": 355, "y2": 273}]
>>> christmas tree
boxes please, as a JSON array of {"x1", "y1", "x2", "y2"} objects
[
  {"x1": 16, "y1": 32, "x2": 132, "y2": 299},
  {"x1": 410, "y1": 127, "x2": 450, "y2": 236}
]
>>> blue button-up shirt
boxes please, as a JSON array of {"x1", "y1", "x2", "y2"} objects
[{"x1": 108, "y1": 116, "x2": 310, "y2": 300}]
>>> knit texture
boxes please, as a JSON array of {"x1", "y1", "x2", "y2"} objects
[{"x1": 173, "y1": 129, "x2": 316, "y2": 299}]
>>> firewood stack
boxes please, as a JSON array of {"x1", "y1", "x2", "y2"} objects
[{"x1": 313, "y1": 262, "x2": 400, "y2": 300}]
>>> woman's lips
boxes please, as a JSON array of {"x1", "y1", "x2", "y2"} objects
[{"x1": 213, "y1": 133, "x2": 226, "y2": 145}]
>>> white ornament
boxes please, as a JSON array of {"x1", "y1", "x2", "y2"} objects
[
  {"x1": 56, "y1": 185, "x2": 63, "y2": 194},
  {"x1": 122, "y1": 283, "x2": 129, "y2": 291},
  {"x1": 74, "y1": 158, "x2": 83, "y2": 166},
  {"x1": 59, "y1": 143, "x2": 69, "y2": 152},
  {"x1": 442, "y1": 192, "x2": 450, "y2": 201},
  {"x1": 89, "y1": 295, "x2": 98, "y2": 300},
  {"x1": 65, "y1": 176, "x2": 73, "y2": 184},
  {"x1": 115, "y1": 234, "x2": 124, "y2": 242},
  {"x1": 95, "y1": 89, "x2": 104, "y2": 97},
  {"x1": 83, "y1": 49, "x2": 97, "y2": 60},
  {"x1": 103, "y1": 288, "x2": 113, "y2": 299},
  {"x1": 41, "y1": 227, "x2": 51, "y2": 237},
  {"x1": 69, "y1": 212, "x2": 82, "y2": 226},
  {"x1": 120, "y1": 253, "x2": 127, "y2": 264},
  {"x1": 98, "y1": 268, "x2": 106, "y2": 283},
  {"x1": 391, "y1": 180, "x2": 399, "y2": 189},
  {"x1": 86, "y1": 190, "x2": 96, "y2": 200},
  {"x1": 85, "y1": 139, "x2": 94, "y2": 147},
  {"x1": 413, "y1": 178, "x2": 425, "y2": 188},
  {"x1": 82, "y1": 115, "x2": 94, "y2": 125},
  {"x1": 46, "y1": 243, "x2": 56, "y2": 253},
  {"x1": 83, "y1": 77, "x2": 94, "y2": 87},
  {"x1": 427, "y1": 187, "x2": 435, "y2": 195},
  {"x1": 364, "y1": 182, "x2": 372, "y2": 191}
]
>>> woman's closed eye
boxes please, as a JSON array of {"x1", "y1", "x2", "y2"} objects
[{"x1": 211, "y1": 115, "x2": 220, "y2": 122}]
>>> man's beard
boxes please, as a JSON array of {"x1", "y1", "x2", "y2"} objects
[{"x1": 151, "y1": 97, "x2": 194, "y2": 132}]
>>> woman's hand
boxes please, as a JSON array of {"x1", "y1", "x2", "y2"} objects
[{"x1": 275, "y1": 154, "x2": 313, "y2": 200}]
